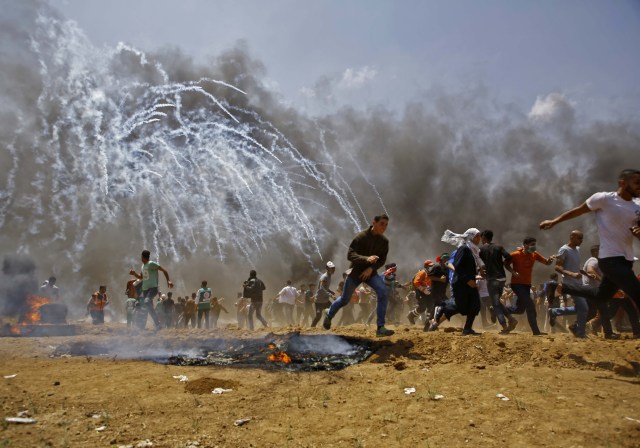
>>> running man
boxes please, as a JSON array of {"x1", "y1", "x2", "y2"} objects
[
  {"x1": 540, "y1": 169, "x2": 640, "y2": 339},
  {"x1": 323, "y1": 214, "x2": 394, "y2": 337},
  {"x1": 129, "y1": 250, "x2": 173, "y2": 331},
  {"x1": 504, "y1": 237, "x2": 556, "y2": 335}
]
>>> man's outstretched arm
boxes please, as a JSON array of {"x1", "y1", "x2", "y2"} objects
[{"x1": 540, "y1": 202, "x2": 590, "y2": 230}]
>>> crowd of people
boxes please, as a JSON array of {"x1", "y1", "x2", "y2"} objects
[{"x1": 46, "y1": 169, "x2": 640, "y2": 339}]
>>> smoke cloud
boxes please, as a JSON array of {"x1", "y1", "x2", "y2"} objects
[
  {"x1": 0, "y1": 255, "x2": 38, "y2": 316},
  {"x1": 1, "y1": 1, "x2": 638, "y2": 317}
]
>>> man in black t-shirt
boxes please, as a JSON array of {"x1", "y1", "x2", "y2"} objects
[
  {"x1": 243, "y1": 270, "x2": 268, "y2": 330},
  {"x1": 426, "y1": 253, "x2": 451, "y2": 331},
  {"x1": 479, "y1": 230, "x2": 518, "y2": 334}
]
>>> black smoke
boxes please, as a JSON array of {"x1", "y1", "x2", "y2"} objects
[{"x1": 0, "y1": 255, "x2": 38, "y2": 317}]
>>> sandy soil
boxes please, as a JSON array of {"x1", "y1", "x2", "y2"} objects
[{"x1": 1, "y1": 321, "x2": 640, "y2": 448}]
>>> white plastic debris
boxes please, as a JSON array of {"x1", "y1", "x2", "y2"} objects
[
  {"x1": 5, "y1": 417, "x2": 37, "y2": 424},
  {"x1": 624, "y1": 416, "x2": 640, "y2": 424},
  {"x1": 432, "y1": 394, "x2": 444, "y2": 400},
  {"x1": 403, "y1": 387, "x2": 416, "y2": 395},
  {"x1": 3, "y1": 374, "x2": 17, "y2": 379},
  {"x1": 212, "y1": 388, "x2": 233, "y2": 394},
  {"x1": 96, "y1": 425, "x2": 107, "y2": 432},
  {"x1": 234, "y1": 418, "x2": 251, "y2": 426},
  {"x1": 172, "y1": 375, "x2": 188, "y2": 382},
  {"x1": 496, "y1": 393, "x2": 510, "y2": 401}
]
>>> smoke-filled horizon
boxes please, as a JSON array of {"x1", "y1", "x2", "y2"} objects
[{"x1": 1, "y1": 2, "x2": 638, "y2": 317}]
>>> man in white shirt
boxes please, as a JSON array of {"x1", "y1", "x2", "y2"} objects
[
  {"x1": 540, "y1": 169, "x2": 640, "y2": 339},
  {"x1": 276, "y1": 280, "x2": 299, "y2": 326}
]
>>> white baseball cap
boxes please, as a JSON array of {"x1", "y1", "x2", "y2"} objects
[{"x1": 326, "y1": 261, "x2": 335, "y2": 269}]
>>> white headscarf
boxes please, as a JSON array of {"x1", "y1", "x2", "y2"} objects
[{"x1": 441, "y1": 228, "x2": 484, "y2": 269}]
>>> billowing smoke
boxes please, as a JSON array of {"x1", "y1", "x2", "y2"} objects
[
  {"x1": 1, "y1": 1, "x2": 638, "y2": 315},
  {"x1": 0, "y1": 255, "x2": 38, "y2": 316}
]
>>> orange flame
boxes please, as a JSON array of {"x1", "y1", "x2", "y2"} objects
[
  {"x1": 267, "y1": 351, "x2": 292, "y2": 363},
  {"x1": 8, "y1": 295, "x2": 52, "y2": 334},
  {"x1": 9, "y1": 296, "x2": 51, "y2": 336},
  {"x1": 22, "y1": 295, "x2": 51, "y2": 324}
]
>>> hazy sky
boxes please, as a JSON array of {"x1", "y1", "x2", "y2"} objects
[{"x1": 49, "y1": 0, "x2": 640, "y2": 118}]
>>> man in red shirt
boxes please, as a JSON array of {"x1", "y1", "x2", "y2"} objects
[{"x1": 505, "y1": 237, "x2": 556, "y2": 335}]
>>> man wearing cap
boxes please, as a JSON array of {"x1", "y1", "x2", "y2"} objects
[
  {"x1": 426, "y1": 254, "x2": 450, "y2": 330},
  {"x1": 323, "y1": 213, "x2": 394, "y2": 337},
  {"x1": 540, "y1": 168, "x2": 640, "y2": 339},
  {"x1": 407, "y1": 260, "x2": 434, "y2": 326},
  {"x1": 479, "y1": 230, "x2": 518, "y2": 334},
  {"x1": 383, "y1": 263, "x2": 405, "y2": 324},
  {"x1": 311, "y1": 261, "x2": 336, "y2": 327}
]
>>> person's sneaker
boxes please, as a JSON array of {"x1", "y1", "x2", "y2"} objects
[
  {"x1": 533, "y1": 331, "x2": 548, "y2": 336},
  {"x1": 568, "y1": 324, "x2": 577, "y2": 337},
  {"x1": 425, "y1": 320, "x2": 438, "y2": 332},
  {"x1": 376, "y1": 326, "x2": 395, "y2": 337},
  {"x1": 604, "y1": 333, "x2": 620, "y2": 340},
  {"x1": 322, "y1": 309, "x2": 332, "y2": 330},
  {"x1": 462, "y1": 329, "x2": 481, "y2": 336},
  {"x1": 548, "y1": 309, "x2": 556, "y2": 327},
  {"x1": 507, "y1": 316, "x2": 518, "y2": 332},
  {"x1": 407, "y1": 311, "x2": 416, "y2": 325}
]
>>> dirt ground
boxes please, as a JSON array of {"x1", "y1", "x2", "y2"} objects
[{"x1": 1, "y1": 320, "x2": 640, "y2": 448}]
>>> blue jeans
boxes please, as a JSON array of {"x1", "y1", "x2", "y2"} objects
[
  {"x1": 509, "y1": 284, "x2": 541, "y2": 334},
  {"x1": 328, "y1": 274, "x2": 388, "y2": 328},
  {"x1": 549, "y1": 293, "x2": 589, "y2": 337},
  {"x1": 487, "y1": 279, "x2": 510, "y2": 327},
  {"x1": 563, "y1": 257, "x2": 640, "y2": 336}
]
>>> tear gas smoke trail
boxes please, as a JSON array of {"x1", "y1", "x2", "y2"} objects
[{"x1": 0, "y1": 12, "x2": 370, "y2": 275}]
